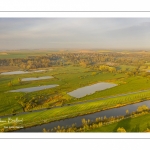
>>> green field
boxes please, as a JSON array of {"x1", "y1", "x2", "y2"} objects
[
  {"x1": 1, "y1": 51, "x2": 150, "y2": 131},
  {"x1": 0, "y1": 65, "x2": 125, "y2": 115},
  {"x1": 1, "y1": 86, "x2": 150, "y2": 131},
  {"x1": 0, "y1": 50, "x2": 57, "y2": 59},
  {"x1": 1, "y1": 65, "x2": 150, "y2": 116}
]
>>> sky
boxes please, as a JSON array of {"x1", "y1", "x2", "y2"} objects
[{"x1": 0, "y1": 18, "x2": 150, "y2": 50}]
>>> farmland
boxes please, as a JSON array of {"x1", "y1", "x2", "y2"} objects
[{"x1": 1, "y1": 50, "x2": 150, "y2": 132}]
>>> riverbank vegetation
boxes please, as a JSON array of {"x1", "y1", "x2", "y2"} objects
[{"x1": 42, "y1": 105, "x2": 150, "y2": 132}]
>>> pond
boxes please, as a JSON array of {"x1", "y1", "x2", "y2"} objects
[
  {"x1": 21, "y1": 76, "x2": 53, "y2": 81},
  {"x1": 32, "y1": 70, "x2": 46, "y2": 73},
  {"x1": 9, "y1": 84, "x2": 59, "y2": 92},
  {"x1": 68, "y1": 82, "x2": 117, "y2": 98},
  {"x1": 16, "y1": 100, "x2": 150, "y2": 132},
  {"x1": 0, "y1": 70, "x2": 46, "y2": 75}
]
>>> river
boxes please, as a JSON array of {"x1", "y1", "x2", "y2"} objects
[{"x1": 16, "y1": 100, "x2": 150, "y2": 132}]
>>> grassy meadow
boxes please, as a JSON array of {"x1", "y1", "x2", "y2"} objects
[
  {"x1": 1, "y1": 64, "x2": 150, "y2": 116},
  {"x1": 0, "y1": 65, "x2": 125, "y2": 115},
  {"x1": 1, "y1": 50, "x2": 150, "y2": 131}
]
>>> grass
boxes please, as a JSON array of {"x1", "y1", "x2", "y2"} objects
[
  {"x1": 118, "y1": 65, "x2": 136, "y2": 71},
  {"x1": 1, "y1": 65, "x2": 150, "y2": 116},
  {"x1": 0, "y1": 52, "x2": 34, "y2": 59},
  {"x1": 2, "y1": 51, "x2": 150, "y2": 132},
  {"x1": 0, "y1": 65, "x2": 125, "y2": 115},
  {"x1": 88, "y1": 113, "x2": 150, "y2": 132},
  {"x1": 1, "y1": 64, "x2": 150, "y2": 131},
  {"x1": 79, "y1": 76, "x2": 150, "y2": 101},
  {"x1": 0, "y1": 50, "x2": 53, "y2": 59},
  {"x1": 1, "y1": 89, "x2": 150, "y2": 131}
]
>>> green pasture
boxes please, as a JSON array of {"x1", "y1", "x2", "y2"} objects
[
  {"x1": 0, "y1": 51, "x2": 52, "y2": 59},
  {"x1": 1, "y1": 65, "x2": 150, "y2": 116},
  {"x1": 79, "y1": 76, "x2": 150, "y2": 101},
  {"x1": 0, "y1": 65, "x2": 125, "y2": 115},
  {"x1": 0, "y1": 52, "x2": 34, "y2": 59},
  {"x1": 1, "y1": 88, "x2": 150, "y2": 131}
]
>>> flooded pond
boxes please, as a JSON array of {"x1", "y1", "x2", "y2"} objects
[
  {"x1": 16, "y1": 100, "x2": 150, "y2": 132},
  {"x1": 0, "y1": 70, "x2": 46, "y2": 75},
  {"x1": 68, "y1": 82, "x2": 117, "y2": 98},
  {"x1": 9, "y1": 84, "x2": 59, "y2": 92},
  {"x1": 21, "y1": 76, "x2": 53, "y2": 81}
]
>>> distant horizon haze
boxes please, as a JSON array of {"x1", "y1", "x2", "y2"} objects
[{"x1": 0, "y1": 18, "x2": 150, "y2": 50}]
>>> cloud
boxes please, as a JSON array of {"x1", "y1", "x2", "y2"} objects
[{"x1": 0, "y1": 18, "x2": 150, "y2": 50}]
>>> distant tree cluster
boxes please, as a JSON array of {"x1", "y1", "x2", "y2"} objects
[
  {"x1": 99, "y1": 65, "x2": 116, "y2": 73},
  {"x1": 0, "y1": 51, "x2": 149, "y2": 70},
  {"x1": 1, "y1": 51, "x2": 150, "y2": 79}
]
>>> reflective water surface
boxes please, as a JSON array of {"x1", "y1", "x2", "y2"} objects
[
  {"x1": 21, "y1": 76, "x2": 53, "y2": 81},
  {"x1": 16, "y1": 100, "x2": 150, "y2": 132},
  {"x1": 9, "y1": 84, "x2": 59, "y2": 92},
  {"x1": 68, "y1": 82, "x2": 117, "y2": 98}
]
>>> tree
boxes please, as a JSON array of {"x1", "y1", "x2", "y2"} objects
[
  {"x1": 8, "y1": 81, "x2": 12, "y2": 87},
  {"x1": 12, "y1": 109, "x2": 16, "y2": 114},
  {"x1": 18, "y1": 78, "x2": 21, "y2": 84},
  {"x1": 103, "y1": 116, "x2": 107, "y2": 122},
  {"x1": 126, "y1": 109, "x2": 129, "y2": 115},
  {"x1": 117, "y1": 127, "x2": 126, "y2": 132},
  {"x1": 43, "y1": 128, "x2": 47, "y2": 132},
  {"x1": 108, "y1": 67, "x2": 116, "y2": 73},
  {"x1": 80, "y1": 61, "x2": 87, "y2": 67},
  {"x1": 82, "y1": 118, "x2": 87, "y2": 126},
  {"x1": 137, "y1": 105, "x2": 149, "y2": 113}
]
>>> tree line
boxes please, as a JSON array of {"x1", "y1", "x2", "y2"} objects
[
  {"x1": 0, "y1": 51, "x2": 150, "y2": 70},
  {"x1": 42, "y1": 105, "x2": 150, "y2": 132}
]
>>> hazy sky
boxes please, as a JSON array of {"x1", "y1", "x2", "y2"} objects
[{"x1": 0, "y1": 18, "x2": 150, "y2": 50}]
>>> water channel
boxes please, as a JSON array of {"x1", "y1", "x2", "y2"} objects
[{"x1": 16, "y1": 100, "x2": 150, "y2": 132}]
